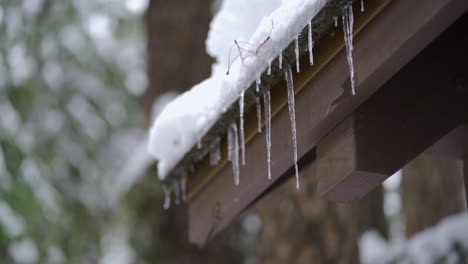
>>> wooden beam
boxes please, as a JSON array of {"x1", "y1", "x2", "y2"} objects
[
  {"x1": 318, "y1": 12, "x2": 468, "y2": 202},
  {"x1": 188, "y1": 0, "x2": 468, "y2": 245}
]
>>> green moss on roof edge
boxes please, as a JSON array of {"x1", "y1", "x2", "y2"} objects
[{"x1": 161, "y1": 0, "x2": 353, "y2": 187}]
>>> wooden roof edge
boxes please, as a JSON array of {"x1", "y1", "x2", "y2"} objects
[{"x1": 161, "y1": 0, "x2": 362, "y2": 188}]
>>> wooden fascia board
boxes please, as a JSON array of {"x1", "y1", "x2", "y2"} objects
[{"x1": 188, "y1": 0, "x2": 468, "y2": 245}]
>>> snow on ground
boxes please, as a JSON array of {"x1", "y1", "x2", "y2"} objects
[
  {"x1": 360, "y1": 213, "x2": 468, "y2": 264},
  {"x1": 148, "y1": 0, "x2": 329, "y2": 180}
]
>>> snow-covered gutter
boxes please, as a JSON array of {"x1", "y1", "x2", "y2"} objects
[{"x1": 148, "y1": 0, "x2": 356, "y2": 192}]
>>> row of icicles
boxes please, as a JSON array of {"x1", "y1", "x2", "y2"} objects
[{"x1": 162, "y1": 2, "x2": 361, "y2": 209}]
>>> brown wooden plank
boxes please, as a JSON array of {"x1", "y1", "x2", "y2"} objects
[
  {"x1": 188, "y1": 0, "x2": 468, "y2": 245},
  {"x1": 427, "y1": 125, "x2": 468, "y2": 160},
  {"x1": 319, "y1": 12, "x2": 468, "y2": 202}
]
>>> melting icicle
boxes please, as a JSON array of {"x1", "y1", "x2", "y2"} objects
[
  {"x1": 163, "y1": 186, "x2": 171, "y2": 210},
  {"x1": 343, "y1": 4, "x2": 356, "y2": 95},
  {"x1": 263, "y1": 90, "x2": 272, "y2": 180},
  {"x1": 285, "y1": 65, "x2": 300, "y2": 190},
  {"x1": 295, "y1": 35, "x2": 300, "y2": 73},
  {"x1": 279, "y1": 52, "x2": 283, "y2": 69},
  {"x1": 256, "y1": 78, "x2": 260, "y2": 93},
  {"x1": 333, "y1": 16, "x2": 338, "y2": 27},
  {"x1": 239, "y1": 91, "x2": 245, "y2": 165},
  {"x1": 308, "y1": 21, "x2": 314, "y2": 66},
  {"x1": 181, "y1": 177, "x2": 187, "y2": 202},
  {"x1": 174, "y1": 183, "x2": 181, "y2": 205},
  {"x1": 229, "y1": 123, "x2": 240, "y2": 185},
  {"x1": 228, "y1": 127, "x2": 233, "y2": 161},
  {"x1": 267, "y1": 61, "x2": 272, "y2": 75},
  {"x1": 361, "y1": 0, "x2": 365, "y2": 12},
  {"x1": 256, "y1": 97, "x2": 262, "y2": 133}
]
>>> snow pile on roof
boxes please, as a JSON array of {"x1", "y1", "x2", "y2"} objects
[
  {"x1": 360, "y1": 213, "x2": 468, "y2": 264},
  {"x1": 148, "y1": 0, "x2": 328, "y2": 180}
]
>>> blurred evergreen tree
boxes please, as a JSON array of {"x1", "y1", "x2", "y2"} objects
[{"x1": 0, "y1": 0, "x2": 148, "y2": 262}]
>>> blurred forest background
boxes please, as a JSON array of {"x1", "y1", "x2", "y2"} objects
[{"x1": 0, "y1": 0, "x2": 466, "y2": 263}]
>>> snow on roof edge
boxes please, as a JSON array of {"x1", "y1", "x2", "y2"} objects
[{"x1": 148, "y1": 0, "x2": 330, "y2": 180}]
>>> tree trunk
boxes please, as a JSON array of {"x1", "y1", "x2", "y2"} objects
[
  {"x1": 402, "y1": 153, "x2": 465, "y2": 237},
  {"x1": 255, "y1": 164, "x2": 387, "y2": 264},
  {"x1": 139, "y1": 1, "x2": 243, "y2": 263}
]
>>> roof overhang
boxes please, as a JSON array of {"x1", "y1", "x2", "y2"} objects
[{"x1": 182, "y1": 0, "x2": 468, "y2": 245}]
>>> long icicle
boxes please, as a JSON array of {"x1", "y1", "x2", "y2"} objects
[
  {"x1": 295, "y1": 35, "x2": 300, "y2": 73},
  {"x1": 263, "y1": 90, "x2": 272, "y2": 180},
  {"x1": 267, "y1": 61, "x2": 272, "y2": 75},
  {"x1": 239, "y1": 91, "x2": 246, "y2": 165},
  {"x1": 343, "y1": 4, "x2": 356, "y2": 95},
  {"x1": 228, "y1": 126, "x2": 233, "y2": 161},
  {"x1": 230, "y1": 123, "x2": 240, "y2": 185},
  {"x1": 163, "y1": 186, "x2": 171, "y2": 210},
  {"x1": 361, "y1": 0, "x2": 365, "y2": 12},
  {"x1": 256, "y1": 97, "x2": 262, "y2": 133},
  {"x1": 256, "y1": 78, "x2": 260, "y2": 93},
  {"x1": 285, "y1": 65, "x2": 300, "y2": 190},
  {"x1": 308, "y1": 21, "x2": 314, "y2": 65}
]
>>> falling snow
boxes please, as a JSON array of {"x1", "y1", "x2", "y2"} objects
[
  {"x1": 256, "y1": 78, "x2": 261, "y2": 93},
  {"x1": 163, "y1": 186, "x2": 171, "y2": 210},
  {"x1": 181, "y1": 177, "x2": 187, "y2": 202},
  {"x1": 285, "y1": 65, "x2": 299, "y2": 189},
  {"x1": 279, "y1": 52, "x2": 283, "y2": 69}
]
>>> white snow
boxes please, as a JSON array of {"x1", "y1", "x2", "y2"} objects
[
  {"x1": 148, "y1": 0, "x2": 329, "y2": 180},
  {"x1": 360, "y1": 213, "x2": 468, "y2": 264}
]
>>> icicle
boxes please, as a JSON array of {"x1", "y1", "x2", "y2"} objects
[
  {"x1": 256, "y1": 78, "x2": 260, "y2": 93},
  {"x1": 174, "y1": 183, "x2": 181, "y2": 205},
  {"x1": 181, "y1": 177, "x2": 187, "y2": 202},
  {"x1": 228, "y1": 128, "x2": 233, "y2": 161},
  {"x1": 197, "y1": 138, "x2": 202, "y2": 149},
  {"x1": 267, "y1": 61, "x2": 272, "y2": 75},
  {"x1": 295, "y1": 35, "x2": 300, "y2": 73},
  {"x1": 343, "y1": 4, "x2": 356, "y2": 95},
  {"x1": 279, "y1": 52, "x2": 283, "y2": 69},
  {"x1": 263, "y1": 90, "x2": 272, "y2": 180},
  {"x1": 163, "y1": 186, "x2": 171, "y2": 210},
  {"x1": 285, "y1": 65, "x2": 300, "y2": 190},
  {"x1": 361, "y1": 0, "x2": 365, "y2": 12},
  {"x1": 256, "y1": 97, "x2": 262, "y2": 133},
  {"x1": 333, "y1": 16, "x2": 338, "y2": 27},
  {"x1": 229, "y1": 123, "x2": 240, "y2": 185},
  {"x1": 308, "y1": 21, "x2": 314, "y2": 66},
  {"x1": 239, "y1": 91, "x2": 246, "y2": 165}
]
